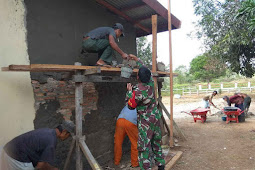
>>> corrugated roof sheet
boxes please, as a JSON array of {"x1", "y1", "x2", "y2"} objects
[{"x1": 94, "y1": 0, "x2": 181, "y2": 37}]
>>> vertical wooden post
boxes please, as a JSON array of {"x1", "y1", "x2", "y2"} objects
[
  {"x1": 158, "y1": 81, "x2": 166, "y2": 136},
  {"x1": 152, "y1": 15, "x2": 158, "y2": 103},
  {"x1": 75, "y1": 62, "x2": 83, "y2": 170},
  {"x1": 168, "y1": 0, "x2": 174, "y2": 147}
]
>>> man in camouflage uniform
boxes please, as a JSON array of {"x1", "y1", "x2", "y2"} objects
[{"x1": 126, "y1": 54, "x2": 165, "y2": 170}]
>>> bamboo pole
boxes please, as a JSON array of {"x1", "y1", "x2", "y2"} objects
[
  {"x1": 75, "y1": 62, "x2": 83, "y2": 169},
  {"x1": 152, "y1": 15, "x2": 158, "y2": 103},
  {"x1": 168, "y1": 0, "x2": 174, "y2": 147}
]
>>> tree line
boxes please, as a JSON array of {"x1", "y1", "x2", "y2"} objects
[{"x1": 137, "y1": 0, "x2": 255, "y2": 89}]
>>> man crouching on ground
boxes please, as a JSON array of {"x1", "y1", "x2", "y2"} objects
[
  {"x1": 0, "y1": 120, "x2": 75, "y2": 170},
  {"x1": 126, "y1": 54, "x2": 165, "y2": 170}
]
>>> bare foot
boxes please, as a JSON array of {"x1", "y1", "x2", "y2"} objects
[{"x1": 96, "y1": 59, "x2": 112, "y2": 68}]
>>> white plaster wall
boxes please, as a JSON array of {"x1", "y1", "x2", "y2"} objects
[{"x1": 0, "y1": 0, "x2": 35, "y2": 146}]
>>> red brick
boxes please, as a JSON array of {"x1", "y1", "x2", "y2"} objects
[
  {"x1": 59, "y1": 99, "x2": 69, "y2": 102},
  {"x1": 44, "y1": 97, "x2": 56, "y2": 100},
  {"x1": 42, "y1": 89, "x2": 49, "y2": 92},
  {"x1": 35, "y1": 98, "x2": 45, "y2": 101},
  {"x1": 58, "y1": 95, "x2": 75, "y2": 99},
  {"x1": 35, "y1": 93, "x2": 44, "y2": 97},
  {"x1": 59, "y1": 81, "x2": 66, "y2": 85},
  {"x1": 34, "y1": 89, "x2": 41, "y2": 93},
  {"x1": 62, "y1": 105, "x2": 75, "y2": 109},
  {"x1": 31, "y1": 80, "x2": 38, "y2": 84},
  {"x1": 47, "y1": 92, "x2": 56, "y2": 96}
]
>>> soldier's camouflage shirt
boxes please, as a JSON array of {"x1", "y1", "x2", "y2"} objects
[{"x1": 126, "y1": 60, "x2": 162, "y2": 123}]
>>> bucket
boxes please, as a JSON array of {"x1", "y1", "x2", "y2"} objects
[
  {"x1": 121, "y1": 67, "x2": 133, "y2": 78},
  {"x1": 222, "y1": 116, "x2": 227, "y2": 121}
]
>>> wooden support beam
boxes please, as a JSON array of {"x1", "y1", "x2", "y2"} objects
[
  {"x1": 75, "y1": 62, "x2": 83, "y2": 170},
  {"x1": 152, "y1": 15, "x2": 158, "y2": 104},
  {"x1": 158, "y1": 99, "x2": 187, "y2": 141},
  {"x1": 95, "y1": 0, "x2": 150, "y2": 33},
  {"x1": 168, "y1": 0, "x2": 174, "y2": 148},
  {"x1": 79, "y1": 139, "x2": 102, "y2": 170},
  {"x1": 165, "y1": 151, "x2": 183, "y2": 170},
  {"x1": 1, "y1": 67, "x2": 10, "y2": 71},
  {"x1": 9, "y1": 65, "x2": 31, "y2": 71},
  {"x1": 63, "y1": 137, "x2": 75, "y2": 170},
  {"x1": 159, "y1": 117, "x2": 166, "y2": 137},
  {"x1": 162, "y1": 115, "x2": 170, "y2": 136}
]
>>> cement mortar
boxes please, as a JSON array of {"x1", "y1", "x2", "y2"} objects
[
  {"x1": 24, "y1": 0, "x2": 137, "y2": 81},
  {"x1": 33, "y1": 82, "x2": 132, "y2": 169},
  {"x1": 26, "y1": 0, "x2": 138, "y2": 167}
]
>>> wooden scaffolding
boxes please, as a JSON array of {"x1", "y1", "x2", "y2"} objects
[{"x1": 2, "y1": 7, "x2": 185, "y2": 169}]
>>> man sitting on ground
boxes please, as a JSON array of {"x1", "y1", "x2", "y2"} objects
[
  {"x1": 82, "y1": 23, "x2": 128, "y2": 66},
  {"x1": 0, "y1": 120, "x2": 75, "y2": 170}
]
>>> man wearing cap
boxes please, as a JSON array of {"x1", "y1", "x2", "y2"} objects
[
  {"x1": 126, "y1": 54, "x2": 165, "y2": 170},
  {"x1": 0, "y1": 120, "x2": 75, "y2": 170},
  {"x1": 82, "y1": 23, "x2": 128, "y2": 66}
]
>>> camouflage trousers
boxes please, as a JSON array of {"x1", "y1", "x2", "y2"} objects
[{"x1": 137, "y1": 118, "x2": 165, "y2": 170}]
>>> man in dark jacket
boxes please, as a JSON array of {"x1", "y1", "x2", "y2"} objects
[{"x1": 0, "y1": 120, "x2": 75, "y2": 170}]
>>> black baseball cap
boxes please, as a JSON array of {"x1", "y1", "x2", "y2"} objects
[
  {"x1": 138, "y1": 66, "x2": 151, "y2": 83},
  {"x1": 113, "y1": 23, "x2": 125, "y2": 37}
]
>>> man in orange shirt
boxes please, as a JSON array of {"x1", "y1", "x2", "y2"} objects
[{"x1": 114, "y1": 105, "x2": 138, "y2": 168}]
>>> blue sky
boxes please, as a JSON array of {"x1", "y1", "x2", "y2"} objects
[{"x1": 147, "y1": 0, "x2": 205, "y2": 70}]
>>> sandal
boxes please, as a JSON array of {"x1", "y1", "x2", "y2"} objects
[{"x1": 96, "y1": 63, "x2": 112, "y2": 68}]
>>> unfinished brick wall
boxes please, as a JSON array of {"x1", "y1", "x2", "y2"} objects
[
  {"x1": 31, "y1": 77, "x2": 129, "y2": 169},
  {"x1": 31, "y1": 78, "x2": 98, "y2": 120}
]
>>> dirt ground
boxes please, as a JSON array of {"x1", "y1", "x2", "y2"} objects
[
  {"x1": 163, "y1": 93, "x2": 255, "y2": 170},
  {"x1": 105, "y1": 93, "x2": 255, "y2": 170}
]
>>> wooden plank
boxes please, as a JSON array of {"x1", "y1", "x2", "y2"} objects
[
  {"x1": 3, "y1": 64, "x2": 178, "y2": 77},
  {"x1": 152, "y1": 15, "x2": 158, "y2": 104},
  {"x1": 162, "y1": 115, "x2": 170, "y2": 136},
  {"x1": 158, "y1": 99, "x2": 187, "y2": 141},
  {"x1": 1, "y1": 67, "x2": 10, "y2": 71},
  {"x1": 165, "y1": 151, "x2": 183, "y2": 170},
  {"x1": 79, "y1": 140, "x2": 102, "y2": 170},
  {"x1": 168, "y1": 0, "x2": 174, "y2": 148},
  {"x1": 9, "y1": 65, "x2": 31, "y2": 71},
  {"x1": 63, "y1": 137, "x2": 75, "y2": 170},
  {"x1": 157, "y1": 81, "x2": 167, "y2": 136},
  {"x1": 75, "y1": 62, "x2": 83, "y2": 170},
  {"x1": 159, "y1": 117, "x2": 166, "y2": 136}
]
